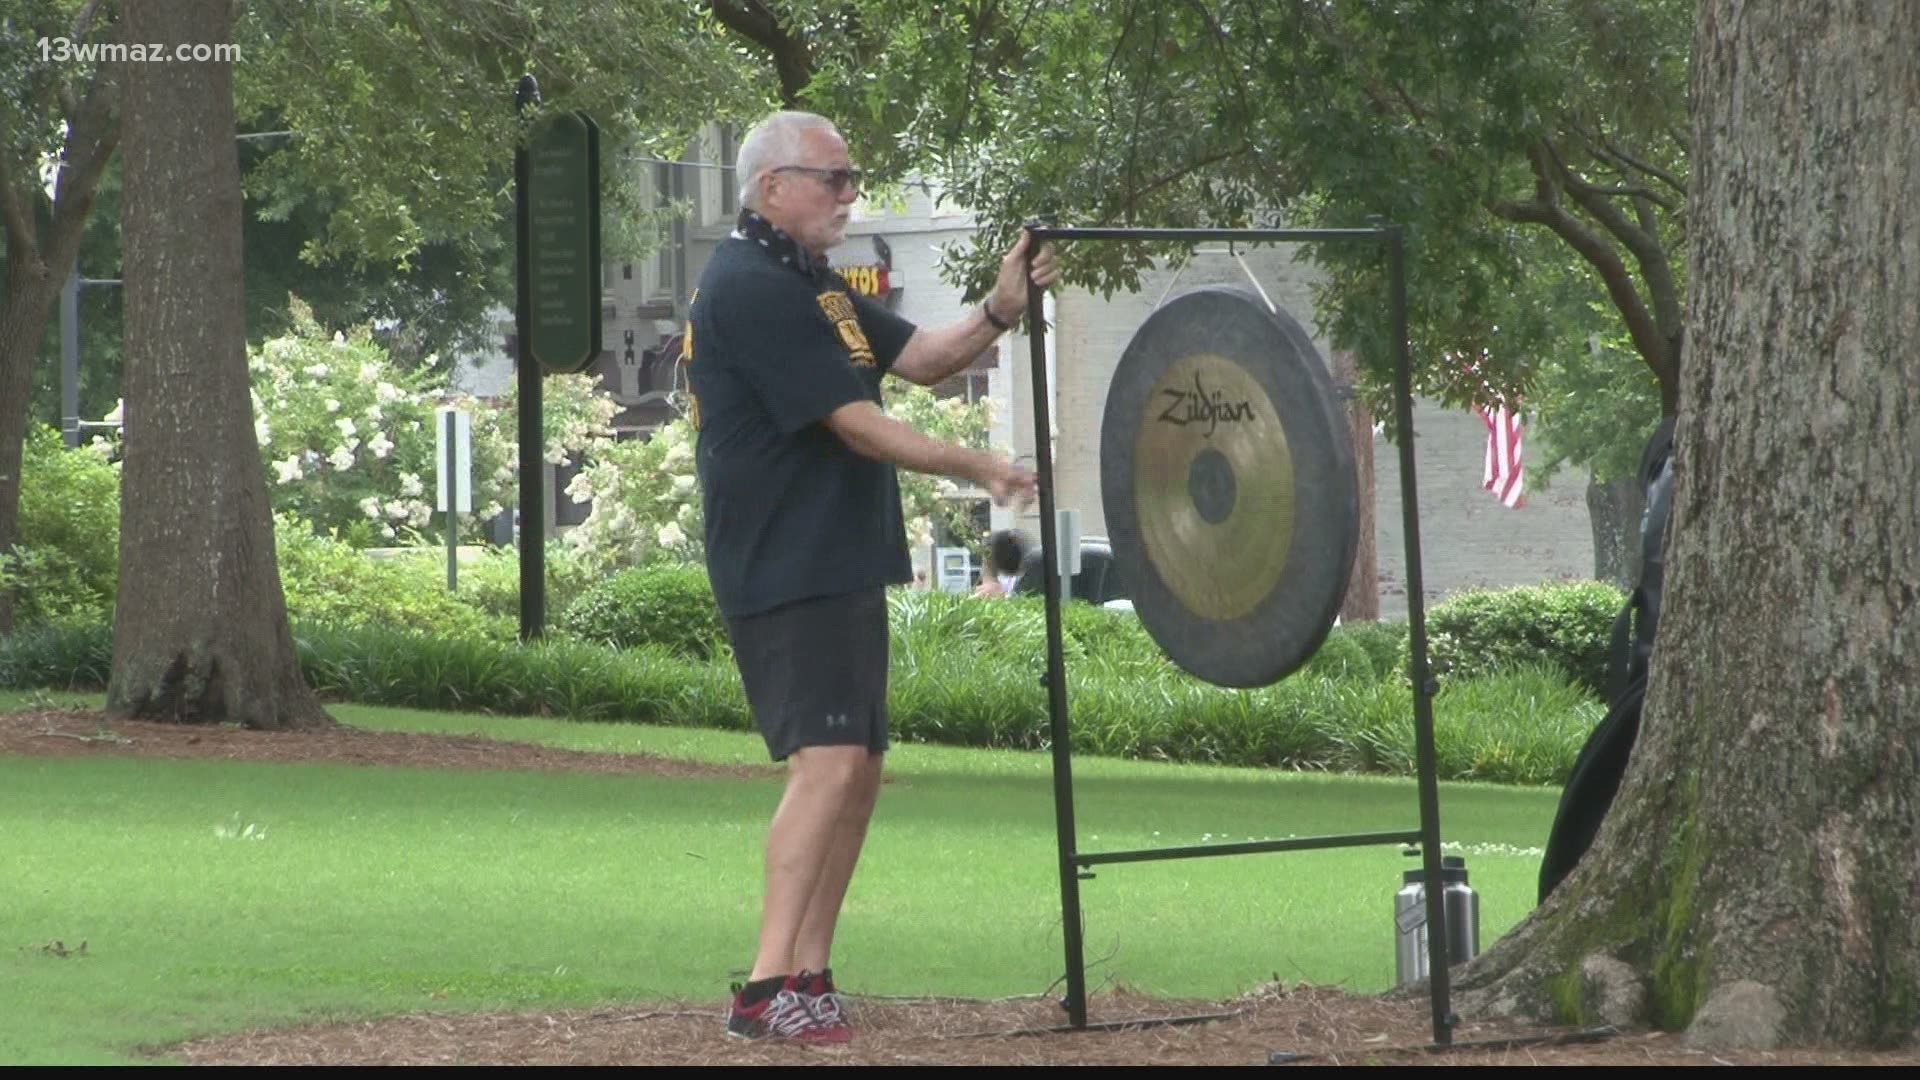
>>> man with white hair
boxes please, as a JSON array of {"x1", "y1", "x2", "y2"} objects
[{"x1": 685, "y1": 109, "x2": 1059, "y2": 1042}]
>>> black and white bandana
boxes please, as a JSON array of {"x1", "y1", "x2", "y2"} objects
[{"x1": 733, "y1": 208, "x2": 831, "y2": 281}]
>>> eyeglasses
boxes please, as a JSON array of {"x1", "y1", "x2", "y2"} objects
[{"x1": 772, "y1": 165, "x2": 863, "y2": 196}]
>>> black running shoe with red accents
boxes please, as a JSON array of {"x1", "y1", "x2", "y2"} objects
[
  {"x1": 796, "y1": 968, "x2": 853, "y2": 1041},
  {"x1": 725, "y1": 975, "x2": 845, "y2": 1042}
]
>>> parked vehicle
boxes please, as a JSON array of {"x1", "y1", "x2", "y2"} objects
[{"x1": 1012, "y1": 536, "x2": 1131, "y2": 606}]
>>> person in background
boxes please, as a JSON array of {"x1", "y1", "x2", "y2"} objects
[{"x1": 972, "y1": 529, "x2": 1027, "y2": 599}]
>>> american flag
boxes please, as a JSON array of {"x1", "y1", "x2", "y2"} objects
[{"x1": 1479, "y1": 401, "x2": 1525, "y2": 508}]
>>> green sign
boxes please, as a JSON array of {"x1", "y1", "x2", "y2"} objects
[{"x1": 526, "y1": 111, "x2": 602, "y2": 374}]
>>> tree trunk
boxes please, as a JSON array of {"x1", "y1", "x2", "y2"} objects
[
  {"x1": 107, "y1": 0, "x2": 328, "y2": 731},
  {"x1": 0, "y1": 42, "x2": 121, "y2": 635},
  {"x1": 1585, "y1": 471, "x2": 1643, "y2": 591},
  {"x1": 1336, "y1": 349, "x2": 1379, "y2": 622},
  {"x1": 1458, "y1": 3, "x2": 1920, "y2": 1050},
  {"x1": 0, "y1": 272, "x2": 62, "y2": 636}
]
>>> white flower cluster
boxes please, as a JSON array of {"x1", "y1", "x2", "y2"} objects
[
  {"x1": 245, "y1": 319, "x2": 536, "y2": 545},
  {"x1": 562, "y1": 415, "x2": 703, "y2": 572}
]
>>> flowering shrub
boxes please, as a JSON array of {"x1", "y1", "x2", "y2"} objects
[
  {"x1": 562, "y1": 415, "x2": 703, "y2": 573},
  {"x1": 560, "y1": 380, "x2": 996, "y2": 574},
  {"x1": 884, "y1": 381, "x2": 996, "y2": 555},
  {"x1": 248, "y1": 300, "x2": 617, "y2": 546}
]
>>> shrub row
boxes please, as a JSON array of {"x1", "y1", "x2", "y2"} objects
[{"x1": 2, "y1": 605, "x2": 1602, "y2": 787}]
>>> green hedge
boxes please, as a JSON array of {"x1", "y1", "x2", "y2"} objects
[
  {"x1": 558, "y1": 563, "x2": 728, "y2": 660},
  {"x1": 1, "y1": 425, "x2": 121, "y2": 626},
  {"x1": 1424, "y1": 581, "x2": 1626, "y2": 696},
  {"x1": 1, "y1": 544, "x2": 1624, "y2": 787},
  {"x1": 1336, "y1": 619, "x2": 1410, "y2": 680},
  {"x1": 1, "y1": 610, "x2": 1604, "y2": 787},
  {"x1": 4, "y1": 440, "x2": 1622, "y2": 706},
  {"x1": 275, "y1": 517, "x2": 514, "y2": 643}
]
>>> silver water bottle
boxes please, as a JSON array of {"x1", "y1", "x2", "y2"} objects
[{"x1": 1394, "y1": 855, "x2": 1480, "y2": 987}]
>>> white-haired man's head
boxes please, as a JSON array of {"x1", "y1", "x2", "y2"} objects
[
  {"x1": 736, "y1": 111, "x2": 838, "y2": 208},
  {"x1": 734, "y1": 110, "x2": 861, "y2": 256}
]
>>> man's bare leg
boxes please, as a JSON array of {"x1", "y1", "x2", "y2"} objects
[
  {"x1": 748, "y1": 745, "x2": 873, "y2": 981},
  {"x1": 793, "y1": 750, "x2": 884, "y2": 974}
]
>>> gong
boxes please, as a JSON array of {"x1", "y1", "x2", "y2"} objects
[{"x1": 1100, "y1": 286, "x2": 1360, "y2": 688}]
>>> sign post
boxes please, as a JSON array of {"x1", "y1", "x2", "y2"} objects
[
  {"x1": 436, "y1": 407, "x2": 472, "y2": 591},
  {"x1": 513, "y1": 73, "x2": 601, "y2": 641}
]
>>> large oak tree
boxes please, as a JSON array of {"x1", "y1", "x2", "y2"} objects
[
  {"x1": 1457, "y1": 2, "x2": 1919, "y2": 1048},
  {"x1": 106, "y1": 0, "x2": 326, "y2": 729}
]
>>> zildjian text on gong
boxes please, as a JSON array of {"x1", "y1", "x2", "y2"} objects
[{"x1": 1156, "y1": 374, "x2": 1258, "y2": 436}]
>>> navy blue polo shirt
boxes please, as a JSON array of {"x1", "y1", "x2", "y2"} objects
[{"x1": 684, "y1": 212, "x2": 920, "y2": 619}]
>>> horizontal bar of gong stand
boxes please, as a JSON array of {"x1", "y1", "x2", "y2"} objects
[
  {"x1": 1022, "y1": 221, "x2": 1450, "y2": 1047},
  {"x1": 1077, "y1": 830, "x2": 1423, "y2": 869}
]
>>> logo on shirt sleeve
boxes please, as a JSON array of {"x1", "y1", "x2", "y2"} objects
[
  {"x1": 816, "y1": 291, "x2": 875, "y2": 367},
  {"x1": 682, "y1": 288, "x2": 701, "y2": 429}
]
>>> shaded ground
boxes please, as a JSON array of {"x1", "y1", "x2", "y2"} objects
[
  {"x1": 0, "y1": 706, "x2": 777, "y2": 780},
  {"x1": 9, "y1": 706, "x2": 1919, "y2": 1067}
]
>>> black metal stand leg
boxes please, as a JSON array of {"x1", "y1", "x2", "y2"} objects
[
  {"x1": 1388, "y1": 226, "x2": 1453, "y2": 1046},
  {"x1": 1025, "y1": 241, "x2": 1088, "y2": 1029}
]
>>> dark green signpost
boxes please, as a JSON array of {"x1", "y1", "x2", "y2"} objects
[
  {"x1": 527, "y1": 110, "x2": 602, "y2": 374},
  {"x1": 514, "y1": 75, "x2": 602, "y2": 641}
]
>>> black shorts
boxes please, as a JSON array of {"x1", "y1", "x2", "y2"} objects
[{"x1": 723, "y1": 588, "x2": 890, "y2": 762}]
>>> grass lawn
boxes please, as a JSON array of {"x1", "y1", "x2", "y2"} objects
[{"x1": 1, "y1": 692, "x2": 1558, "y2": 1064}]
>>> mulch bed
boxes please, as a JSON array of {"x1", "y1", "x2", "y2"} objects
[{"x1": 0, "y1": 706, "x2": 778, "y2": 780}]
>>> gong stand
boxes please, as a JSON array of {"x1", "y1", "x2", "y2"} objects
[{"x1": 1019, "y1": 224, "x2": 1456, "y2": 1045}]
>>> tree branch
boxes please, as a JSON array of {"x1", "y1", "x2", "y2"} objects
[
  {"x1": 391, "y1": 0, "x2": 451, "y2": 67},
  {"x1": 1492, "y1": 144, "x2": 1673, "y2": 399},
  {"x1": 1551, "y1": 140, "x2": 1659, "y2": 217},
  {"x1": 706, "y1": 0, "x2": 812, "y2": 105},
  {"x1": 39, "y1": 59, "x2": 122, "y2": 294},
  {"x1": 1539, "y1": 138, "x2": 1684, "y2": 365},
  {"x1": 937, "y1": 1, "x2": 1034, "y2": 155},
  {"x1": 0, "y1": 91, "x2": 44, "y2": 262},
  {"x1": 1088, "y1": 0, "x2": 1139, "y2": 204},
  {"x1": 48, "y1": 0, "x2": 109, "y2": 119},
  {"x1": 42, "y1": 137, "x2": 116, "y2": 289},
  {"x1": 1563, "y1": 168, "x2": 1679, "y2": 213},
  {"x1": 1185, "y1": 0, "x2": 1258, "y2": 136},
  {"x1": 1598, "y1": 138, "x2": 1685, "y2": 200},
  {"x1": 948, "y1": 0, "x2": 993, "y2": 145},
  {"x1": 1300, "y1": 1, "x2": 1452, "y2": 166},
  {"x1": 1117, "y1": 5, "x2": 1168, "y2": 224},
  {"x1": 1134, "y1": 143, "x2": 1255, "y2": 204},
  {"x1": 0, "y1": 171, "x2": 38, "y2": 268},
  {"x1": 1633, "y1": 193, "x2": 1662, "y2": 242},
  {"x1": 1, "y1": 6, "x2": 123, "y2": 283},
  {"x1": 1096, "y1": 143, "x2": 1255, "y2": 226},
  {"x1": 70, "y1": 0, "x2": 104, "y2": 36}
]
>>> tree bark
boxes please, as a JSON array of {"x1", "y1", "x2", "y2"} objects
[
  {"x1": 0, "y1": 272, "x2": 61, "y2": 636},
  {"x1": 1585, "y1": 471, "x2": 1643, "y2": 591},
  {"x1": 1458, "y1": 2, "x2": 1920, "y2": 1049},
  {"x1": 1335, "y1": 349, "x2": 1378, "y2": 622},
  {"x1": 107, "y1": 0, "x2": 329, "y2": 730}
]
